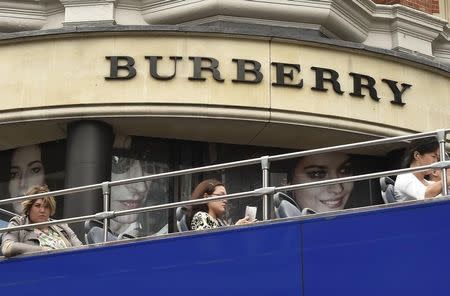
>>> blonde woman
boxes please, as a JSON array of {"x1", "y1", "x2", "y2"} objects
[{"x1": 1, "y1": 185, "x2": 82, "y2": 257}]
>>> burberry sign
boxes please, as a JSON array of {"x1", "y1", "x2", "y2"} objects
[{"x1": 105, "y1": 56, "x2": 412, "y2": 106}]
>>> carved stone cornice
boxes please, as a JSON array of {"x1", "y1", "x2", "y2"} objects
[
  {"x1": 59, "y1": 0, "x2": 116, "y2": 5},
  {"x1": 141, "y1": 0, "x2": 371, "y2": 42},
  {"x1": 357, "y1": 0, "x2": 448, "y2": 56},
  {"x1": 141, "y1": 0, "x2": 449, "y2": 58},
  {"x1": 0, "y1": 0, "x2": 448, "y2": 64},
  {"x1": 0, "y1": 1, "x2": 47, "y2": 32},
  {"x1": 60, "y1": 0, "x2": 117, "y2": 26},
  {"x1": 434, "y1": 25, "x2": 450, "y2": 64}
]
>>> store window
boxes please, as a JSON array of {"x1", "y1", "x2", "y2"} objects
[
  {"x1": 0, "y1": 135, "x2": 386, "y2": 237},
  {"x1": 109, "y1": 135, "x2": 386, "y2": 235}
]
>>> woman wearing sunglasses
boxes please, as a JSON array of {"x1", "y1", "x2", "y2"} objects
[{"x1": 187, "y1": 179, "x2": 252, "y2": 231}]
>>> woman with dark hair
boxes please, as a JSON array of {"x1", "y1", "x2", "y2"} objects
[
  {"x1": 187, "y1": 179, "x2": 252, "y2": 230},
  {"x1": 8, "y1": 145, "x2": 46, "y2": 214},
  {"x1": 394, "y1": 139, "x2": 449, "y2": 201}
]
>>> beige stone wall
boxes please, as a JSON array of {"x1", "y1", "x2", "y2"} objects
[
  {"x1": 0, "y1": 36, "x2": 269, "y2": 109},
  {"x1": 0, "y1": 33, "x2": 448, "y2": 150},
  {"x1": 270, "y1": 42, "x2": 449, "y2": 134}
]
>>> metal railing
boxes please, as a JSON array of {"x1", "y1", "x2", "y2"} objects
[{"x1": 0, "y1": 128, "x2": 449, "y2": 246}]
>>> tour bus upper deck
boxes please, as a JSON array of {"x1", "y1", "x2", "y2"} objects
[{"x1": 0, "y1": 128, "x2": 449, "y2": 255}]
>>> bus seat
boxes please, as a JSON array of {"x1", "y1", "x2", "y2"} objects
[
  {"x1": 176, "y1": 206, "x2": 189, "y2": 232},
  {"x1": 84, "y1": 219, "x2": 118, "y2": 244},
  {"x1": 273, "y1": 192, "x2": 302, "y2": 218},
  {"x1": 380, "y1": 176, "x2": 396, "y2": 203}
]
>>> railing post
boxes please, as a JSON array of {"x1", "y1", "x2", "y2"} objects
[
  {"x1": 261, "y1": 156, "x2": 270, "y2": 220},
  {"x1": 437, "y1": 130, "x2": 448, "y2": 196},
  {"x1": 101, "y1": 182, "x2": 110, "y2": 242}
]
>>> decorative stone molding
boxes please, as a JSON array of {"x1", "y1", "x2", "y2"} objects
[
  {"x1": 142, "y1": 0, "x2": 371, "y2": 42},
  {"x1": 41, "y1": 0, "x2": 65, "y2": 29},
  {"x1": 116, "y1": 0, "x2": 147, "y2": 25},
  {"x1": 141, "y1": 0, "x2": 449, "y2": 58},
  {"x1": 0, "y1": 0, "x2": 448, "y2": 64},
  {"x1": 0, "y1": 1, "x2": 47, "y2": 32},
  {"x1": 60, "y1": 0, "x2": 117, "y2": 26},
  {"x1": 359, "y1": 0, "x2": 447, "y2": 56},
  {"x1": 434, "y1": 25, "x2": 450, "y2": 64}
]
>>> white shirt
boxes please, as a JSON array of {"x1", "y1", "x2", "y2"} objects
[{"x1": 394, "y1": 173, "x2": 431, "y2": 201}]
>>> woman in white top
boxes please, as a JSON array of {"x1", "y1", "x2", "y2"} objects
[{"x1": 394, "y1": 139, "x2": 449, "y2": 201}]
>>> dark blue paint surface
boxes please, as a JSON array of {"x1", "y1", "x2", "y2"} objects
[
  {"x1": 302, "y1": 200, "x2": 450, "y2": 296},
  {"x1": 1, "y1": 200, "x2": 450, "y2": 296},
  {"x1": 0, "y1": 223, "x2": 302, "y2": 296}
]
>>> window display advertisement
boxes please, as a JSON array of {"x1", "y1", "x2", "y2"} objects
[
  {"x1": 0, "y1": 136, "x2": 387, "y2": 237},
  {"x1": 111, "y1": 135, "x2": 170, "y2": 238},
  {"x1": 0, "y1": 141, "x2": 66, "y2": 217}
]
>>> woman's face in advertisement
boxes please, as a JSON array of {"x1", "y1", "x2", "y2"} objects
[
  {"x1": 110, "y1": 156, "x2": 151, "y2": 227},
  {"x1": 293, "y1": 153, "x2": 354, "y2": 213},
  {"x1": 9, "y1": 145, "x2": 45, "y2": 213}
]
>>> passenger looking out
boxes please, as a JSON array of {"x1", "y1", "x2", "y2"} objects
[
  {"x1": 291, "y1": 153, "x2": 354, "y2": 213},
  {"x1": 187, "y1": 179, "x2": 253, "y2": 231},
  {"x1": 394, "y1": 140, "x2": 450, "y2": 201},
  {"x1": 1, "y1": 185, "x2": 82, "y2": 257}
]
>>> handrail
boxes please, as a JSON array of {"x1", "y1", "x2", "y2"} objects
[
  {"x1": 0, "y1": 208, "x2": 15, "y2": 218},
  {"x1": 0, "y1": 183, "x2": 103, "y2": 207},
  {"x1": 0, "y1": 128, "x2": 448, "y2": 241},
  {"x1": 0, "y1": 189, "x2": 269, "y2": 233},
  {"x1": 1, "y1": 160, "x2": 449, "y2": 234},
  {"x1": 268, "y1": 129, "x2": 448, "y2": 162},
  {"x1": 1, "y1": 128, "x2": 448, "y2": 206}
]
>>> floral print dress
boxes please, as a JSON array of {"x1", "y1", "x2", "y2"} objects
[
  {"x1": 35, "y1": 228, "x2": 68, "y2": 250},
  {"x1": 191, "y1": 211, "x2": 226, "y2": 230}
]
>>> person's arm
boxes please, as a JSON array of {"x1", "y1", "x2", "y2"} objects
[
  {"x1": 425, "y1": 181, "x2": 444, "y2": 198},
  {"x1": 1, "y1": 219, "x2": 47, "y2": 257},
  {"x1": 62, "y1": 224, "x2": 83, "y2": 247},
  {"x1": 425, "y1": 170, "x2": 450, "y2": 198},
  {"x1": 1, "y1": 240, "x2": 48, "y2": 258}
]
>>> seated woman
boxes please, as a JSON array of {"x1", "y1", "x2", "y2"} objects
[
  {"x1": 1, "y1": 185, "x2": 82, "y2": 257},
  {"x1": 394, "y1": 140, "x2": 450, "y2": 201},
  {"x1": 187, "y1": 179, "x2": 252, "y2": 230}
]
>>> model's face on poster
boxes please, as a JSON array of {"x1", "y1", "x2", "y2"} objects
[
  {"x1": 110, "y1": 157, "x2": 151, "y2": 228},
  {"x1": 9, "y1": 145, "x2": 45, "y2": 213},
  {"x1": 293, "y1": 152, "x2": 354, "y2": 213},
  {"x1": 110, "y1": 135, "x2": 170, "y2": 236}
]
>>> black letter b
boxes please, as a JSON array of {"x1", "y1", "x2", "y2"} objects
[{"x1": 105, "y1": 56, "x2": 136, "y2": 80}]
